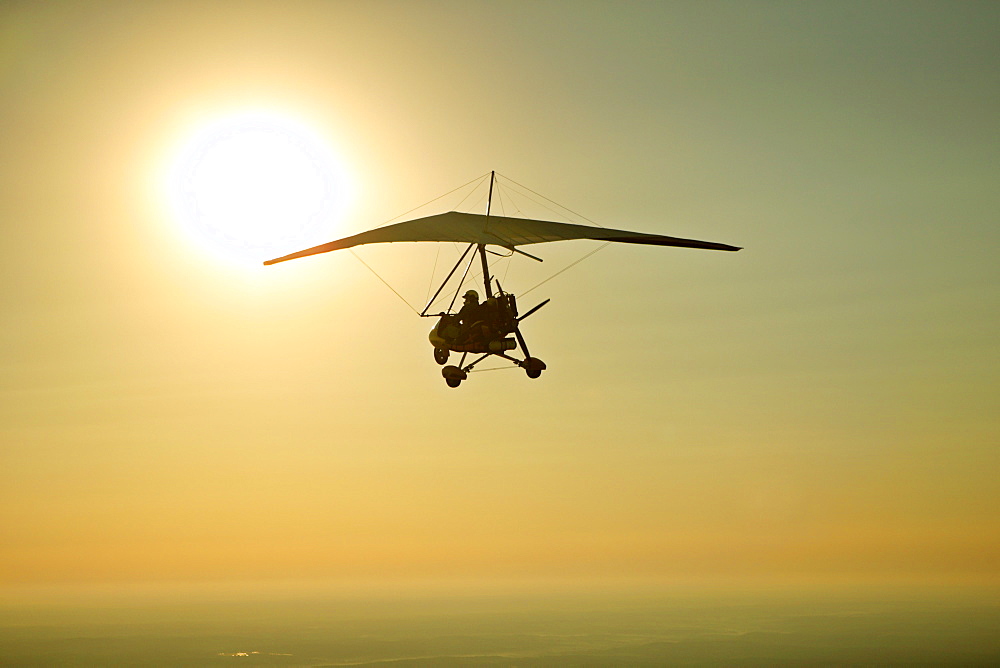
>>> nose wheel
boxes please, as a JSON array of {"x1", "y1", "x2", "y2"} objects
[{"x1": 433, "y1": 347, "x2": 450, "y2": 365}]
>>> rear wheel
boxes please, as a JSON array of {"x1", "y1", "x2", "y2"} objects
[
  {"x1": 523, "y1": 357, "x2": 546, "y2": 379},
  {"x1": 442, "y1": 365, "x2": 466, "y2": 388},
  {"x1": 433, "y1": 347, "x2": 450, "y2": 365}
]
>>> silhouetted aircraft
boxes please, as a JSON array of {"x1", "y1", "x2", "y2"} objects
[{"x1": 265, "y1": 172, "x2": 740, "y2": 387}]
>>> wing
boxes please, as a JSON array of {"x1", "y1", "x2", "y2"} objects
[{"x1": 263, "y1": 211, "x2": 741, "y2": 265}]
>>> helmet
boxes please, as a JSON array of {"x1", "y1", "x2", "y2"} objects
[{"x1": 463, "y1": 289, "x2": 479, "y2": 301}]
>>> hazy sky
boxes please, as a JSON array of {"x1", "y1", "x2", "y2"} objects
[{"x1": 1, "y1": 1, "x2": 997, "y2": 594}]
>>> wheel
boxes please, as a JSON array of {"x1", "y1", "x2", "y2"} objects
[
  {"x1": 442, "y1": 365, "x2": 467, "y2": 388},
  {"x1": 433, "y1": 347, "x2": 450, "y2": 365},
  {"x1": 523, "y1": 357, "x2": 546, "y2": 379}
]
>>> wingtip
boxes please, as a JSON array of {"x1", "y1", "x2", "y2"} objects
[{"x1": 263, "y1": 251, "x2": 303, "y2": 265}]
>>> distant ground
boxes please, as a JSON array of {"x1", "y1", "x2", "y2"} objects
[{"x1": 1, "y1": 590, "x2": 998, "y2": 666}]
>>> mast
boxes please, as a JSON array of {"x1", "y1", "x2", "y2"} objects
[
  {"x1": 485, "y1": 170, "x2": 495, "y2": 221},
  {"x1": 478, "y1": 170, "x2": 495, "y2": 298}
]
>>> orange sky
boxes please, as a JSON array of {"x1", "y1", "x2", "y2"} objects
[{"x1": 1, "y1": 2, "x2": 997, "y2": 595}]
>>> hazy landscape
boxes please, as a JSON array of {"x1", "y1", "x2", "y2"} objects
[{"x1": 2, "y1": 588, "x2": 998, "y2": 666}]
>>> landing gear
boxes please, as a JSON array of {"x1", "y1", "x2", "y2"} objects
[
  {"x1": 433, "y1": 347, "x2": 450, "y2": 365},
  {"x1": 523, "y1": 357, "x2": 546, "y2": 379},
  {"x1": 442, "y1": 365, "x2": 467, "y2": 388}
]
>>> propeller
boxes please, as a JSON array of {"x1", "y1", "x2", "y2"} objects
[{"x1": 517, "y1": 299, "x2": 550, "y2": 323}]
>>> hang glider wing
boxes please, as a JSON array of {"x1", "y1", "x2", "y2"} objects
[{"x1": 263, "y1": 211, "x2": 741, "y2": 265}]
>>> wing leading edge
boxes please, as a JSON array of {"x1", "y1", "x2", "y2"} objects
[{"x1": 263, "y1": 211, "x2": 741, "y2": 265}]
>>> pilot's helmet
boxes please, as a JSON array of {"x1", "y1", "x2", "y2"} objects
[{"x1": 463, "y1": 289, "x2": 479, "y2": 302}]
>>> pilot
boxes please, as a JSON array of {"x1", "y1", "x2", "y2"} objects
[{"x1": 456, "y1": 289, "x2": 483, "y2": 341}]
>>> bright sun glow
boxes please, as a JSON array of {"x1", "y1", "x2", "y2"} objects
[{"x1": 166, "y1": 110, "x2": 352, "y2": 264}]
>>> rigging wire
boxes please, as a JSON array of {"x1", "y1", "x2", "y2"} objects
[
  {"x1": 468, "y1": 365, "x2": 519, "y2": 373},
  {"x1": 446, "y1": 248, "x2": 478, "y2": 313},
  {"x1": 520, "y1": 242, "x2": 612, "y2": 297},
  {"x1": 425, "y1": 249, "x2": 509, "y2": 314},
  {"x1": 501, "y1": 249, "x2": 514, "y2": 286},
  {"x1": 348, "y1": 171, "x2": 615, "y2": 312},
  {"x1": 426, "y1": 243, "x2": 441, "y2": 306},
  {"x1": 423, "y1": 245, "x2": 497, "y2": 314},
  {"x1": 500, "y1": 183, "x2": 523, "y2": 286},
  {"x1": 348, "y1": 173, "x2": 488, "y2": 314},
  {"x1": 490, "y1": 173, "x2": 612, "y2": 296},
  {"x1": 469, "y1": 190, "x2": 489, "y2": 214},
  {"x1": 432, "y1": 252, "x2": 508, "y2": 313},
  {"x1": 452, "y1": 173, "x2": 491, "y2": 211},
  {"x1": 494, "y1": 179, "x2": 515, "y2": 286},
  {"x1": 507, "y1": 187, "x2": 525, "y2": 216},
  {"x1": 470, "y1": 254, "x2": 509, "y2": 289},
  {"x1": 495, "y1": 182, "x2": 507, "y2": 217},
  {"x1": 384, "y1": 172, "x2": 490, "y2": 225},
  {"x1": 496, "y1": 181, "x2": 574, "y2": 224},
  {"x1": 497, "y1": 173, "x2": 605, "y2": 227},
  {"x1": 348, "y1": 249, "x2": 420, "y2": 315}
]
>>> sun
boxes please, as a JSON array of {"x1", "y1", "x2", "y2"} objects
[{"x1": 165, "y1": 110, "x2": 352, "y2": 264}]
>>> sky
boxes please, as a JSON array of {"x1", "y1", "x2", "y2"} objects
[{"x1": 1, "y1": 1, "x2": 998, "y2": 599}]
